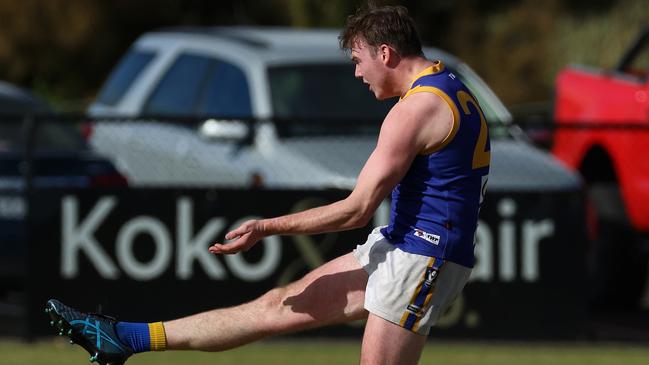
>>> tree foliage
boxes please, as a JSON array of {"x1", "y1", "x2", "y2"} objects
[{"x1": 0, "y1": 0, "x2": 645, "y2": 109}]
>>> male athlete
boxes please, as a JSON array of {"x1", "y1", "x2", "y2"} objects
[{"x1": 45, "y1": 4, "x2": 490, "y2": 365}]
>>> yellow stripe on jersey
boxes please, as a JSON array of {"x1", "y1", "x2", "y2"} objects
[
  {"x1": 406, "y1": 60, "x2": 445, "y2": 90},
  {"x1": 401, "y1": 86, "x2": 461, "y2": 155}
]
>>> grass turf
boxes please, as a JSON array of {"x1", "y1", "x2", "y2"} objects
[{"x1": 2, "y1": 338, "x2": 649, "y2": 365}]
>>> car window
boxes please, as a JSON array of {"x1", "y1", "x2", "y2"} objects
[
  {"x1": 0, "y1": 123, "x2": 22, "y2": 151},
  {"x1": 616, "y1": 27, "x2": 649, "y2": 81},
  {"x1": 625, "y1": 41, "x2": 649, "y2": 79},
  {"x1": 198, "y1": 60, "x2": 251, "y2": 117},
  {"x1": 0, "y1": 88, "x2": 85, "y2": 151},
  {"x1": 143, "y1": 53, "x2": 212, "y2": 116},
  {"x1": 97, "y1": 50, "x2": 155, "y2": 106},
  {"x1": 35, "y1": 124, "x2": 87, "y2": 150},
  {"x1": 269, "y1": 64, "x2": 394, "y2": 136},
  {"x1": 0, "y1": 123, "x2": 86, "y2": 152}
]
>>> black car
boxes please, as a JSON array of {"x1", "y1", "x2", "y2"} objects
[{"x1": 0, "y1": 81, "x2": 127, "y2": 296}]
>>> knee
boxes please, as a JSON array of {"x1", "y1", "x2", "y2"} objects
[
  {"x1": 258, "y1": 287, "x2": 288, "y2": 314},
  {"x1": 254, "y1": 287, "x2": 293, "y2": 331}
]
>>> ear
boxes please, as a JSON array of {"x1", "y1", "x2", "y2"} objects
[
  {"x1": 379, "y1": 44, "x2": 400, "y2": 68},
  {"x1": 378, "y1": 44, "x2": 391, "y2": 64}
]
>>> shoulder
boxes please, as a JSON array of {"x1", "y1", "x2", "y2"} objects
[
  {"x1": 384, "y1": 91, "x2": 454, "y2": 130},
  {"x1": 401, "y1": 86, "x2": 459, "y2": 121},
  {"x1": 380, "y1": 91, "x2": 455, "y2": 154},
  {"x1": 384, "y1": 92, "x2": 442, "y2": 124}
]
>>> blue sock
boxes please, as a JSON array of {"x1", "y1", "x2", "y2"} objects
[{"x1": 115, "y1": 322, "x2": 151, "y2": 353}]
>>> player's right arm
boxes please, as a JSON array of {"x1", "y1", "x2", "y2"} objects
[{"x1": 209, "y1": 91, "x2": 452, "y2": 254}]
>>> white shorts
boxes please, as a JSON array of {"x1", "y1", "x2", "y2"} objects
[{"x1": 354, "y1": 227, "x2": 472, "y2": 335}]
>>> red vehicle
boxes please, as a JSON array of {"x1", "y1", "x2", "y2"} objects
[{"x1": 552, "y1": 27, "x2": 649, "y2": 310}]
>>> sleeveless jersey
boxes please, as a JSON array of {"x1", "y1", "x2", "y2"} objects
[{"x1": 380, "y1": 60, "x2": 490, "y2": 268}]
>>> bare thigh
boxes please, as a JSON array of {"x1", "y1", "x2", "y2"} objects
[
  {"x1": 360, "y1": 313, "x2": 427, "y2": 365},
  {"x1": 273, "y1": 252, "x2": 369, "y2": 331},
  {"x1": 165, "y1": 252, "x2": 369, "y2": 351}
]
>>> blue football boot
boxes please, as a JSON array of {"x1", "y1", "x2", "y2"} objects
[{"x1": 45, "y1": 299, "x2": 133, "y2": 365}]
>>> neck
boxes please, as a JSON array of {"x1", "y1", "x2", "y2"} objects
[{"x1": 396, "y1": 57, "x2": 434, "y2": 97}]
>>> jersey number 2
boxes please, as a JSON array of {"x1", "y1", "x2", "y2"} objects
[{"x1": 456, "y1": 90, "x2": 490, "y2": 169}]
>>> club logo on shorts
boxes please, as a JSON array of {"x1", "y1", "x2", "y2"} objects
[
  {"x1": 424, "y1": 268, "x2": 438, "y2": 286},
  {"x1": 413, "y1": 229, "x2": 440, "y2": 245}
]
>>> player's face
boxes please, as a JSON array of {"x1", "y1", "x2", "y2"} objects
[{"x1": 350, "y1": 39, "x2": 390, "y2": 100}]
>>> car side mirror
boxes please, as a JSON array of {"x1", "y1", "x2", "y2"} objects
[{"x1": 199, "y1": 119, "x2": 250, "y2": 142}]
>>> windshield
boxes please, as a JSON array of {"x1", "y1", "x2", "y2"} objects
[
  {"x1": 269, "y1": 64, "x2": 395, "y2": 136},
  {"x1": 97, "y1": 49, "x2": 155, "y2": 106}
]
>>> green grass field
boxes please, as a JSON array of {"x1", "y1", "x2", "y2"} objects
[{"x1": 3, "y1": 338, "x2": 649, "y2": 365}]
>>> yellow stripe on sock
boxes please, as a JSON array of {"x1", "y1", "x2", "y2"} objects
[{"x1": 148, "y1": 322, "x2": 167, "y2": 351}]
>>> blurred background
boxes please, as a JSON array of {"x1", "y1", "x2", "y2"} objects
[
  {"x1": 0, "y1": 0, "x2": 646, "y2": 110},
  {"x1": 1, "y1": 0, "x2": 649, "y2": 364}
]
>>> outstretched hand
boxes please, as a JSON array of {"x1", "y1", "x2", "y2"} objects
[{"x1": 209, "y1": 219, "x2": 265, "y2": 254}]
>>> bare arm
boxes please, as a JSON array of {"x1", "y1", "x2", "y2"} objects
[{"x1": 209, "y1": 92, "x2": 453, "y2": 254}]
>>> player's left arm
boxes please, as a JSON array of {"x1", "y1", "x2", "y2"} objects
[{"x1": 209, "y1": 92, "x2": 453, "y2": 254}]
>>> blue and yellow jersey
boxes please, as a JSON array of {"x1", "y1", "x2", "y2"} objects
[{"x1": 380, "y1": 60, "x2": 490, "y2": 268}]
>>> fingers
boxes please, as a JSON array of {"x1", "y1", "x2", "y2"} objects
[
  {"x1": 224, "y1": 220, "x2": 257, "y2": 240},
  {"x1": 209, "y1": 241, "x2": 244, "y2": 254},
  {"x1": 209, "y1": 233, "x2": 253, "y2": 254},
  {"x1": 225, "y1": 226, "x2": 247, "y2": 240},
  {"x1": 210, "y1": 220, "x2": 260, "y2": 255}
]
